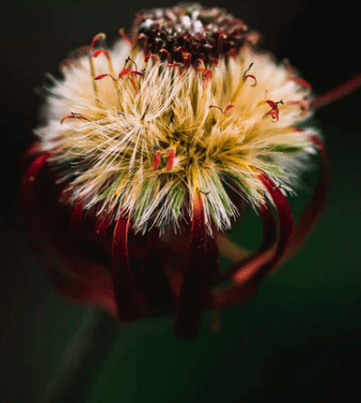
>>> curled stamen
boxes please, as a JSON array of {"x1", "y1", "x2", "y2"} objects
[
  {"x1": 123, "y1": 57, "x2": 138, "y2": 71},
  {"x1": 159, "y1": 48, "x2": 173, "y2": 63},
  {"x1": 202, "y1": 70, "x2": 213, "y2": 90},
  {"x1": 152, "y1": 151, "x2": 162, "y2": 171},
  {"x1": 119, "y1": 28, "x2": 133, "y2": 46},
  {"x1": 92, "y1": 49, "x2": 111, "y2": 61},
  {"x1": 144, "y1": 53, "x2": 160, "y2": 64},
  {"x1": 61, "y1": 113, "x2": 90, "y2": 124},
  {"x1": 194, "y1": 58, "x2": 205, "y2": 72},
  {"x1": 94, "y1": 73, "x2": 117, "y2": 81},
  {"x1": 224, "y1": 104, "x2": 238, "y2": 115},
  {"x1": 167, "y1": 149, "x2": 175, "y2": 172},
  {"x1": 118, "y1": 69, "x2": 144, "y2": 93},
  {"x1": 167, "y1": 62, "x2": 184, "y2": 76},
  {"x1": 90, "y1": 33, "x2": 106, "y2": 51},
  {"x1": 265, "y1": 100, "x2": 284, "y2": 122},
  {"x1": 243, "y1": 63, "x2": 257, "y2": 86}
]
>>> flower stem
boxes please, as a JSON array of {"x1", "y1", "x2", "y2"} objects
[{"x1": 44, "y1": 309, "x2": 121, "y2": 403}]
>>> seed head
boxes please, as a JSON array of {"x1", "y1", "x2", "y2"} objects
[{"x1": 35, "y1": 3, "x2": 318, "y2": 235}]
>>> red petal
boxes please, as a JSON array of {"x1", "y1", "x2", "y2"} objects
[
  {"x1": 311, "y1": 71, "x2": 361, "y2": 110},
  {"x1": 112, "y1": 213, "x2": 145, "y2": 320},
  {"x1": 22, "y1": 153, "x2": 117, "y2": 317},
  {"x1": 274, "y1": 135, "x2": 328, "y2": 268},
  {"x1": 258, "y1": 172, "x2": 293, "y2": 268},
  {"x1": 219, "y1": 199, "x2": 276, "y2": 284},
  {"x1": 174, "y1": 192, "x2": 208, "y2": 338}
]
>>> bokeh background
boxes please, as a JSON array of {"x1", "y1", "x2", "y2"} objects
[{"x1": 1, "y1": 1, "x2": 360, "y2": 402}]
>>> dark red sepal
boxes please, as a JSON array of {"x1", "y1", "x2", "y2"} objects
[
  {"x1": 174, "y1": 192, "x2": 208, "y2": 338},
  {"x1": 22, "y1": 153, "x2": 117, "y2": 317},
  {"x1": 275, "y1": 135, "x2": 328, "y2": 268},
  {"x1": 70, "y1": 197, "x2": 85, "y2": 238},
  {"x1": 218, "y1": 198, "x2": 276, "y2": 284},
  {"x1": 112, "y1": 212, "x2": 145, "y2": 320},
  {"x1": 258, "y1": 172, "x2": 293, "y2": 269}
]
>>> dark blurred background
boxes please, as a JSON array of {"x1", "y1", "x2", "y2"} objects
[{"x1": 1, "y1": 1, "x2": 360, "y2": 402}]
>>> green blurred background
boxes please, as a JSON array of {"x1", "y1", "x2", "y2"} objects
[{"x1": 1, "y1": 1, "x2": 360, "y2": 402}]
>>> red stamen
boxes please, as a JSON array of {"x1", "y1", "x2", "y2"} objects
[
  {"x1": 194, "y1": 58, "x2": 205, "y2": 72},
  {"x1": 265, "y1": 100, "x2": 283, "y2": 122},
  {"x1": 92, "y1": 49, "x2": 111, "y2": 61},
  {"x1": 159, "y1": 48, "x2": 173, "y2": 63},
  {"x1": 144, "y1": 53, "x2": 160, "y2": 64},
  {"x1": 202, "y1": 70, "x2": 213, "y2": 90},
  {"x1": 119, "y1": 28, "x2": 133, "y2": 46},
  {"x1": 243, "y1": 74, "x2": 257, "y2": 86},
  {"x1": 94, "y1": 73, "x2": 117, "y2": 81},
  {"x1": 167, "y1": 149, "x2": 175, "y2": 172},
  {"x1": 224, "y1": 104, "x2": 238, "y2": 115},
  {"x1": 118, "y1": 69, "x2": 144, "y2": 93},
  {"x1": 61, "y1": 113, "x2": 90, "y2": 124},
  {"x1": 167, "y1": 62, "x2": 184, "y2": 76},
  {"x1": 152, "y1": 150, "x2": 162, "y2": 171},
  {"x1": 90, "y1": 33, "x2": 106, "y2": 51}
]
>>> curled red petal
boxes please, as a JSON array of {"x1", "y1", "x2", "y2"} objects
[
  {"x1": 218, "y1": 198, "x2": 276, "y2": 284},
  {"x1": 174, "y1": 191, "x2": 208, "y2": 338},
  {"x1": 112, "y1": 213, "x2": 145, "y2": 320},
  {"x1": 211, "y1": 282, "x2": 259, "y2": 309},
  {"x1": 258, "y1": 173, "x2": 293, "y2": 268},
  {"x1": 311, "y1": 71, "x2": 361, "y2": 110},
  {"x1": 274, "y1": 135, "x2": 328, "y2": 268},
  {"x1": 22, "y1": 153, "x2": 117, "y2": 316}
]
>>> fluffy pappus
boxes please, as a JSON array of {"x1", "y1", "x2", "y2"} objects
[{"x1": 35, "y1": 30, "x2": 318, "y2": 235}]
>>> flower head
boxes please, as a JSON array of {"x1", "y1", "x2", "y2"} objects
[
  {"x1": 23, "y1": 3, "x2": 358, "y2": 337},
  {"x1": 35, "y1": 4, "x2": 316, "y2": 235}
]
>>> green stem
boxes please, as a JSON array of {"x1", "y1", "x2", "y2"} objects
[{"x1": 44, "y1": 309, "x2": 121, "y2": 403}]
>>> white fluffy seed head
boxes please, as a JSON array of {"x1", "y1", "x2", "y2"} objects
[{"x1": 35, "y1": 37, "x2": 319, "y2": 234}]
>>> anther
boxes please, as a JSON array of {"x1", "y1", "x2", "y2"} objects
[
  {"x1": 119, "y1": 28, "x2": 133, "y2": 46},
  {"x1": 224, "y1": 104, "x2": 238, "y2": 115},
  {"x1": 167, "y1": 149, "x2": 175, "y2": 172},
  {"x1": 265, "y1": 100, "x2": 284, "y2": 122},
  {"x1": 118, "y1": 69, "x2": 144, "y2": 93},
  {"x1": 152, "y1": 151, "x2": 162, "y2": 171},
  {"x1": 159, "y1": 48, "x2": 173, "y2": 63},
  {"x1": 61, "y1": 112, "x2": 90, "y2": 124},
  {"x1": 144, "y1": 53, "x2": 160, "y2": 64}
]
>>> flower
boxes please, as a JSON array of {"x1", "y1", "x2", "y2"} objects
[{"x1": 22, "y1": 4, "x2": 359, "y2": 337}]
